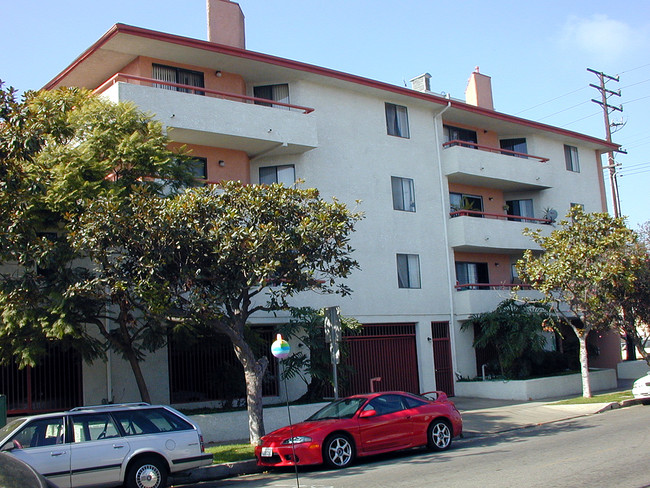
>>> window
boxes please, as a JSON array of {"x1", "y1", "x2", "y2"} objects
[
  {"x1": 364, "y1": 394, "x2": 407, "y2": 416},
  {"x1": 12, "y1": 417, "x2": 64, "y2": 448},
  {"x1": 450, "y1": 192, "x2": 483, "y2": 216},
  {"x1": 259, "y1": 165, "x2": 295, "y2": 186},
  {"x1": 506, "y1": 199, "x2": 534, "y2": 222},
  {"x1": 385, "y1": 103, "x2": 410, "y2": 138},
  {"x1": 455, "y1": 262, "x2": 489, "y2": 290},
  {"x1": 111, "y1": 408, "x2": 193, "y2": 436},
  {"x1": 72, "y1": 413, "x2": 120, "y2": 442},
  {"x1": 391, "y1": 176, "x2": 416, "y2": 212},
  {"x1": 570, "y1": 202, "x2": 584, "y2": 210},
  {"x1": 444, "y1": 125, "x2": 477, "y2": 147},
  {"x1": 254, "y1": 84, "x2": 290, "y2": 109},
  {"x1": 397, "y1": 254, "x2": 421, "y2": 289},
  {"x1": 152, "y1": 64, "x2": 204, "y2": 94},
  {"x1": 564, "y1": 145, "x2": 580, "y2": 172},
  {"x1": 500, "y1": 138, "x2": 528, "y2": 158},
  {"x1": 190, "y1": 157, "x2": 207, "y2": 180}
]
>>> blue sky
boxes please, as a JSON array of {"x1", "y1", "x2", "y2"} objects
[{"x1": 3, "y1": 0, "x2": 649, "y2": 228}]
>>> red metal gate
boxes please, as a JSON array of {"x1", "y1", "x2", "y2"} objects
[
  {"x1": 0, "y1": 344, "x2": 82, "y2": 414},
  {"x1": 340, "y1": 323, "x2": 419, "y2": 396},
  {"x1": 431, "y1": 321, "x2": 455, "y2": 396}
]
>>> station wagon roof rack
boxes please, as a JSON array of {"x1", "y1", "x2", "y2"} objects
[{"x1": 68, "y1": 402, "x2": 151, "y2": 411}]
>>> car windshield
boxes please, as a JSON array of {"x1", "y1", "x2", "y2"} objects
[
  {"x1": 0, "y1": 418, "x2": 27, "y2": 440},
  {"x1": 307, "y1": 398, "x2": 367, "y2": 421}
]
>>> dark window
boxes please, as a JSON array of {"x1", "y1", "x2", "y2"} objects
[
  {"x1": 397, "y1": 254, "x2": 421, "y2": 289},
  {"x1": 365, "y1": 394, "x2": 407, "y2": 416},
  {"x1": 12, "y1": 417, "x2": 64, "y2": 448},
  {"x1": 259, "y1": 165, "x2": 295, "y2": 186},
  {"x1": 450, "y1": 192, "x2": 483, "y2": 216},
  {"x1": 444, "y1": 125, "x2": 477, "y2": 147},
  {"x1": 190, "y1": 157, "x2": 208, "y2": 180},
  {"x1": 71, "y1": 413, "x2": 120, "y2": 442},
  {"x1": 564, "y1": 145, "x2": 580, "y2": 172},
  {"x1": 152, "y1": 64, "x2": 205, "y2": 94},
  {"x1": 385, "y1": 103, "x2": 410, "y2": 138},
  {"x1": 391, "y1": 176, "x2": 416, "y2": 212},
  {"x1": 112, "y1": 408, "x2": 192, "y2": 436},
  {"x1": 455, "y1": 262, "x2": 489, "y2": 290},
  {"x1": 254, "y1": 84, "x2": 290, "y2": 109},
  {"x1": 506, "y1": 199, "x2": 534, "y2": 222},
  {"x1": 500, "y1": 138, "x2": 528, "y2": 157}
]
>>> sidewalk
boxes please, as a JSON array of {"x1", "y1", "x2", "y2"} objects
[{"x1": 173, "y1": 389, "x2": 643, "y2": 485}]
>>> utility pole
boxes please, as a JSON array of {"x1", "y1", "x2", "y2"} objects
[{"x1": 588, "y1": 68, "x2": 623, "y2": 217}]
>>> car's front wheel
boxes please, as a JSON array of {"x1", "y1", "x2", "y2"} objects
[
  {"x1": 427, "y1": 419, "x2": 452, "y2": 451},
  {"x1": 323, "y1": 434, "x2": 355, "y2": 469},
  {"x1": 125, "y1": 456, "x2": 168, "y2": 488}
]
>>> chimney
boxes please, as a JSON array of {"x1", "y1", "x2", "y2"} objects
[
  {"x1": 410, "y1": 73, "x2": 432, "y2": 93},
  {"x1": 207, "y1": 0, "x2": 245, "y2": 49},
  {"x1": 465, "y1": 67, "x2": 494, "y2": 110}
]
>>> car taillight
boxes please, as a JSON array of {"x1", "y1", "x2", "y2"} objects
[{"x1": 200, "y1": 434, "x2": 205, "y2": 452}]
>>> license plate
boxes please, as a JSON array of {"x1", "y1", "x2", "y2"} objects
[{"x1": 261, "y1": 447, "x2": 273, "y2": 457}]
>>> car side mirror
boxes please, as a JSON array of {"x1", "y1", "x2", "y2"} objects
[
  {"x1": 359, "y1": 409, "x2": 376, "y2": 418},
  {"x1": 1, "y1": 441, "x2": 15, "y2": 452}
]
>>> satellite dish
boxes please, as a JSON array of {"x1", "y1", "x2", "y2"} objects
[{"x1": 546, "y1": 209, "x2": 558, "y2": 221}]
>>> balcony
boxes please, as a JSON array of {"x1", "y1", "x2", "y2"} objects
[
  {"x1": 442, "y1": 141, "x2": 551, "y2": 191},
  {"x1": 453, "y1": 285, "x2": 543, "y2": 317},
  {"x1": 448, "y1": 211, "x2": 551, "y2": 252},
  {"x1": 95, "y1": 74, "x2": 318, "y2": 158}
]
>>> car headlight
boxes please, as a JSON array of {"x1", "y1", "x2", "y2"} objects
[{"x1": 282, "y1": 436, "x2": 312, "y2": 445}]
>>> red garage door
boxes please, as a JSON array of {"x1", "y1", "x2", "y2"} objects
[{"x1": 341, "y1": 323, "x2": 419, "y2": 396}]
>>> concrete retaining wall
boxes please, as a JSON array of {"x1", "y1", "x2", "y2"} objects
[
  {"x1": 454, "y1": 369, "x2": 617, "y2": 401},
  {"x1": 617, "y1": 360, "x2": 650, "y2": 379},
  {"x1": 189, "y1": 402, "x2": 328, "y2": 444}
]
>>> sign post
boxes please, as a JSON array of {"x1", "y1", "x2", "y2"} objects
[{"x1": 324, "y1": 306, "x2": 342, "y2": 399}]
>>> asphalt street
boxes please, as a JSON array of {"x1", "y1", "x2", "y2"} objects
[{"x1": 178, "y1": 404, "x2": 650, "y2": 488}]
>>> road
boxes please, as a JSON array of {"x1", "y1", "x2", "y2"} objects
[{"x1": 185, "y1": 405, "x2": 650, "y2": 488}]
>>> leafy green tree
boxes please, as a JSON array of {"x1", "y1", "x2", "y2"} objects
[
  {"x1": 461, "y1": 299, "x2": 550, "y2": 379},
  {"x1": 0, "y1": 83, "x2": 194, "y2": 401},
  {"x1": 516, "y1": 207, "x2": 640, "y2": 397},
  {"x1": 134, "y1": 181, "x2": 361, "y2": 444},
  {"x1": 277, "y1": 307, "x2": 361, "y2": 401}
]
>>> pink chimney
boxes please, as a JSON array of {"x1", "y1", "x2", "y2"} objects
[
  {"x1": 465, "y1": 67, "x2": 494, "y2": 110},
  {"x1": 207, "y1": 0, "x2": 245, "y2": 48}
]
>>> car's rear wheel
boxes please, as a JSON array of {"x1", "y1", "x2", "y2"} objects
[
  {"x1": 323, "y1": 433, "x2": 355, "y2": 469},
  {"x1": 427, "y1": 419, "x2": 452, "y2": 451},
  {"x1": 125, "y1": 456, "x2": 168, "y2": 488}
]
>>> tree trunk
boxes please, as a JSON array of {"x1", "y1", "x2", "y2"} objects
[
  {"x1": 124, "y1": 348, "x2": 152, "y2": 404},
  {"x1": 230, "y1": 336, "x2": 269, "y2": 445},
  {"x1": 577, "y1": 331, "x2": 592, "y2": 398}
]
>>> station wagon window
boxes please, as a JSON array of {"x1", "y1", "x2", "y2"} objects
[
  {"x1": 11, "y1": 417, "x2": 64, "y2": 448},
  {"x1": 72, "y1": 413, "x2": 120, "y2": 442},
  {"x1": 112, "y1": 408, "x2": 193, "y2": 436}
]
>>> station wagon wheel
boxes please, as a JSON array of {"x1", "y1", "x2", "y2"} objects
[
  {"x1": 427, "y1": 419, "x2": 452, "y2": 451},
  {"x1": 126, "y1": 456, "x2": 168, "y2": 488},
  {"x1": 323, "y1": 434, "x2": 355, "y2": 469}
]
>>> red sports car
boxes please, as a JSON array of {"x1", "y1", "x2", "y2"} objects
[{"x1": 255, "y1": 390, "x2": 462, "y2": 469}]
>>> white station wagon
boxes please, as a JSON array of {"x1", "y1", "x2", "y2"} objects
[{"x1": 0, "y1": 403, "x2": 212, "y2": 488}]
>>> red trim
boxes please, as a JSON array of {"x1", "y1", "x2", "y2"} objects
[
  {"x1": 455, "y1": 283, "x2": 533, "y2": 290},
  {"x1": 45, "y1": 23, "x2": 618, "y2": 151}
]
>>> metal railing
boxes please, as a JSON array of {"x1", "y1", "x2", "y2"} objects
[
  {"x1": 455, "y1": 283, "x2": 533, "y2": 291},
  {"x1": 449, "y1": 209, "x2": 553, "y2": 224},
  {"x1": 442, "y1": 139, "x2": 549, "y2": 163},
  {"x1": 94, "y1": 73, "x2": 315, "y2": 114}
]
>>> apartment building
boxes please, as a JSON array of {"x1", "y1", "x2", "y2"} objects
[{"x1": 8, "y1": 0, "x2": 619, "y2": 410}]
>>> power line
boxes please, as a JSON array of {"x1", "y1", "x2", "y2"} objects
[{"x1": 514, "y1": 86, "x2": 587, "y2": 115}]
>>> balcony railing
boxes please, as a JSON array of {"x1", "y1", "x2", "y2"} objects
[
  {"x1": 94, "y1": 73, "x2": 315, "y2": 114},
  {"x1": 442, "y1": 140, "x2": 549, "y2": 163},
  {"x1": 455, "y1": 283, "x2": 533, "y2": 291},
  {"x1": 449, "y1": 209, "x2": 552, "y2": 224}
]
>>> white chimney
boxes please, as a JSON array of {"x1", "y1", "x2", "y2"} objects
[
  {"x1": 410, "y1": 73, "x2": 432, "y2": 93},
  {"x1": 207, "y1": 0, "x2": 245, "y2": 49}
]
